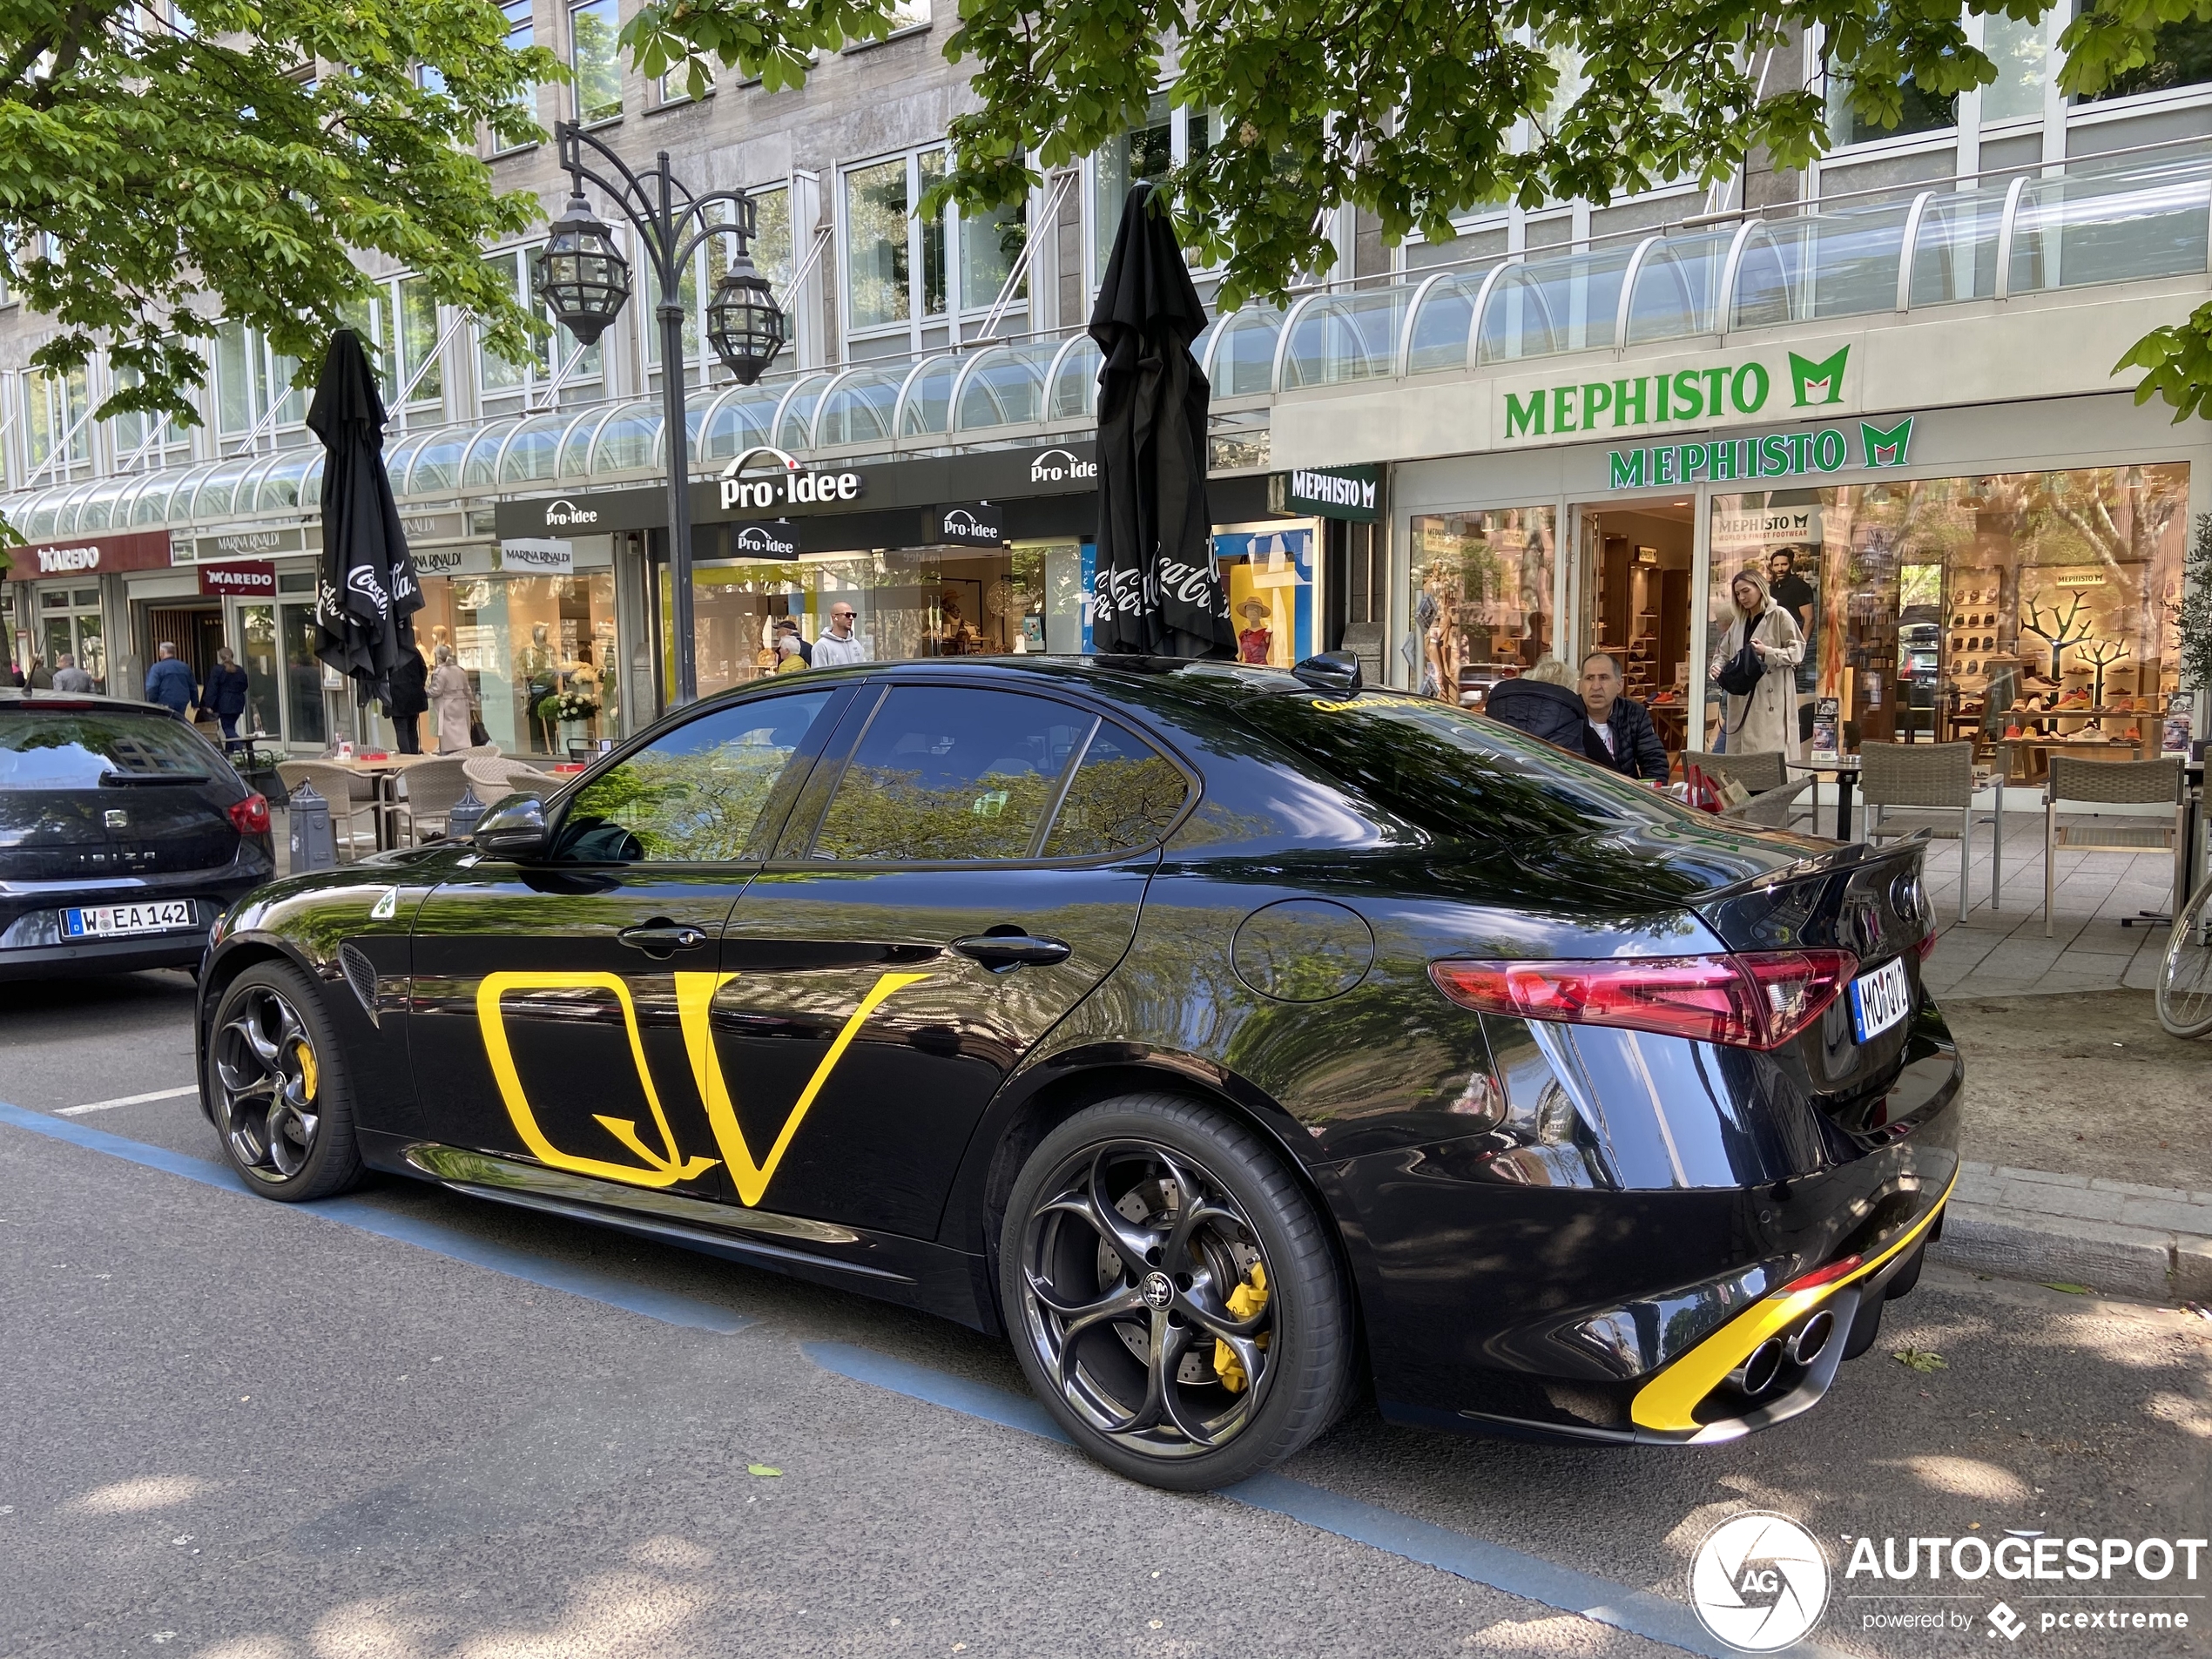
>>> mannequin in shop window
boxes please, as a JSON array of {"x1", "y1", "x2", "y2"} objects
[
  {"x1": 1236, "y1": 598, "x2": 1273, "y2": 664},
  {"x1": 517, "y1": 624, "x2": 557, "y2": 754},
  {"x1": 938, "y1": 590, "x2": 980, "y2": 657}
]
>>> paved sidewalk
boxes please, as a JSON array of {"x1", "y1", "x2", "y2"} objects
[
  {"x1": 1933, "y1": 1159, "x2": 2212, "y2": 1304},
  {"x1": 1781, "y1": 796, "x2": 2185, "y2": 998}
]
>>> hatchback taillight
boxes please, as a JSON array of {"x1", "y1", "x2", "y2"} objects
[
  {"x1": 1428, "y1": 951, "x2": 1858, "y2": 1051},
  {"x1": 228, "y1": 792, "x2": 271, "y2": 836}
]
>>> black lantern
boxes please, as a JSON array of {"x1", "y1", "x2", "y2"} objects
[
  {"x1": 534, "y1": 193, "x2": 631, "y2": 347},
  {"x1": 706, "y1": 250, "x2": 787, "y2": 385}
]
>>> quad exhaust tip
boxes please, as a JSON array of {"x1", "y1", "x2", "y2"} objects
[{"x1": 1727, "y1": 1310, "x2": 1838, "y2": 1399}]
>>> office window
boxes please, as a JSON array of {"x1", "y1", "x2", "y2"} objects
[
  {"x1": 398, "y1": 276, "x2": 442, "y2": 408},
  {"x1": 24, "y1": 367, "x2": 90, "y2": 478},
  {"x1": 496, "y1": 0, "x2": 536, "y2": 146},
  {"x1": 846, "y1": 155, "x2": 915, "y2": 330},
  {"x1": 1825, "y1": 71, "x2": 1957, "y2": 145},
  {"x1": 2078, "y1": 15, "x2": 2212, "y2": 101},
  {"x1": 570, "y1": 0, "x2": 621, "y2": 123},
  {"x1": 1980, "y1": 13, "x2": 2049, "y2": 123},
  {"x1": 214, "y1": 320, "x2": 268, "y2": 438},
  {"x1": 844, "y1": 149, "x2": 1014, "y2": 349},
  {"x1": 1091, "y1": 96, "x2": 1171, "y2": 277}
]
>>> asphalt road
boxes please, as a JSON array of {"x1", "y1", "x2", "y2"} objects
[{"x1": 3, "y1": 971, "x2": 2208, "y2": 1659}]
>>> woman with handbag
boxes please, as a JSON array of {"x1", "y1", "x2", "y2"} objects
[
  {"x1": 427, "y1": 644, "x2": 475, "y2": 753},
  {"x1": 1710, "y1": 567, "x2": 1805, "y2": 759}
]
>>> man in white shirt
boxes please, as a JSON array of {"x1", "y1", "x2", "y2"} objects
[{"x1": 810, "y1": 602, "x2": 869, "y2": 667}]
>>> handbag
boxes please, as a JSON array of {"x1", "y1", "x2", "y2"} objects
[{"x1": 1716, "y1": 615, "x2": 1769, "y2": 698}]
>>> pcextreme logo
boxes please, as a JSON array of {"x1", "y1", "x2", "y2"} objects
[{"x1": 475, "y1": 968, "x2": 926, "y2": 1204}]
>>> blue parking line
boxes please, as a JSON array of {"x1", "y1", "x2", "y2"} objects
[
  {"x1": 0, "y1": 1101, "x2": 752, "y2": 1335},
  {"x1": 804, "y1": 1341, "x2": 1844, "y2": 1659}
]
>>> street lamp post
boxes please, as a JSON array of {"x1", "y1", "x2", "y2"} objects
[{"x1": 535, "y1": 122, "x2": 787, "y2": 707}]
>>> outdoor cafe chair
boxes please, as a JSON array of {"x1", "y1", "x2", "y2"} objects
[
  {"x1": 2042, "y1": 756, "x2": 2186, "y2": 938},
  {"x1": 1859, "y1": 740, "x2": 1980, "y2": 923}
]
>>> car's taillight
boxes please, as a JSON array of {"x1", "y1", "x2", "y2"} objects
[
  {"x1": 1916, "y1": 929, "x2": 1939, "y2": 962},
  {"x1": 1428, "y1": 950, "x2": 1858, "y2": 1051},
  {"x1": 228, "y1": 792, "x2": 271, "y2": 836}
]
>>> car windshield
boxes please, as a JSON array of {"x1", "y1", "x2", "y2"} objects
[
  {"x1": 0, "y1": 710, "x2": 215, "y2": 788},
  {"x1": 1237, "y1": 690, "x2": 1702, "y2": 842}
]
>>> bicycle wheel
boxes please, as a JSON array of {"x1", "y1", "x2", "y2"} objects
[{"x1": 2156, "y1": 874, "x2": 2212, "y2": 1039}]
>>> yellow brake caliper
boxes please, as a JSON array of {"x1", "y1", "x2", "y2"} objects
[
  {"x1": 295, "y1": 1041, "x2": 319, "y2": 1103},
  {"x1": 1213, "y1": 1262, "x2": 1269, "y2": 1393}
]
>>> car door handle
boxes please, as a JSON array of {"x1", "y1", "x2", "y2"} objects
[
  {"x1": 617, "y1": 921, "x2": 711, "y2": 954},
  {"x1": 952, "y1": 932, "x2": 1072, "y2": 970}
]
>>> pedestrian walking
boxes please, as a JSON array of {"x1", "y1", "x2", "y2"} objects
[
  {"x1": 144, "y1": 642, "x2": 198, "y2": 717},
  {"x1": 50, "y1": 653, "x2": 94, "y2": 694},
  {"x1": 1710, "y1": 568, "x2": 1805, "y2": 759},
  {"x1": 203, "y1": 648, "x2": 251, "y2": 745},
  {"x1": 426, "y1": 645, "x2": 473, "y2": 752},
  {"x1": 385, "y1": 643, "x2": 428, "y2": 753},
  {"x1": 772, "y1": 633, "x2": 809, "y2": 675},
  {"x1": 812, "y1": 602, "x2": 869, "y2": 667},
  {"x1": 772, "y1": 617, "x2": 812, "y2": 667}
]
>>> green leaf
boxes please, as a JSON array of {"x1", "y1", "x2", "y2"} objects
[
  {"x1": 1892, "y1": 1346, "x2": 1947, "y2": 1372},
  {"x1": 747, "y1": 1463, "x2": 783, "y2": 1477},
  {"x1": 2042, "y1": 1282, "x2": 2095, "y2": 1295}
]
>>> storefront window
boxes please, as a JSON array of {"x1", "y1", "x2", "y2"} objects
[
  {"x1": 415, "y1": 571, "x2": 618, "y2": 759},
  {"x1": 671, "y1": 543, "x2": 1049, "y2": 702},
  {"x1": 1708, "y1": 465, "x2": 2188, "y2": 773},
  {"x1": 37, "y1": 585, "x2": 106, "y2": 691},
  {"x1": 239, "y1": 604, "x2": 283, "y2": 742},
  {"x1": 1409, "y1": 509, "x2": 1556, "y2": 705},
  {"x1": 281, "y1": 602, "x2": 327, "y2": 748}
]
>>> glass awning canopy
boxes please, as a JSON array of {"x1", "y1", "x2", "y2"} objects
[{"x1": 10, "y1": 148, "x2": 2208, "y2": 545}]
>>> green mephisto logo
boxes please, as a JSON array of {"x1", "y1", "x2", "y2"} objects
[
  {"x1": 1609, "y1": 417, "x2": 1916, "y2": 488},
  {"x1": 1504, "y1": 346, "x2": 1852, "y2": 440}
]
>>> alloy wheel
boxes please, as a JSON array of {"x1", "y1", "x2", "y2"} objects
[
  {"x1": 1016, "y1": 1138, "x2": 1277, "y2": 1459},
  {"x1": 214, "y1": 985, "x2": 324, "y2": 1182}
]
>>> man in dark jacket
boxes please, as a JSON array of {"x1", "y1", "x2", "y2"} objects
[
  {"x1": 1578, "y1": 651, "x2": 1669, "y2": 782},
  {"x1": 203, "y1": 648, "x2": 252, "y2": 749},
  {"x1": 384, "y1": 643, "x2": 429, "y2": 753}
]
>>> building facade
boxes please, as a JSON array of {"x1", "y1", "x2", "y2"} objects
[{"x1": 2, "y1": 5, "x2": 2208, "y2": 772}]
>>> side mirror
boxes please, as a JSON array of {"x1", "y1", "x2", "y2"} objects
[
  {"x1": 1291, "y1": 649, "x2": 1363, "y2": 691},
  {"x1": 472, "y1": 793, "x2": 550, "y2": 860}
]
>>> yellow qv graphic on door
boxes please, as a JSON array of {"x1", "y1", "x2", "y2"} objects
[{"x1": 475, "y1": 969, "x2": 929, "y2": 1203}]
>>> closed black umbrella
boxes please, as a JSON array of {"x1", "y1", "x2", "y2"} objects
[
  {"x1": 307, "y1": 329, "x2": 421, "y2": 706},
  {"x1": 1089, "y1": 183, "x2": 1235, "y2": 658}
]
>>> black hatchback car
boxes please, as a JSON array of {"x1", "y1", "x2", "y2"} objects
[
  {"x1": 196, "y1": 658, "x2": 1958, "y2": 1489},
  {"x1": 2, "y1": 691, "x2": 274, "y2": 979}
]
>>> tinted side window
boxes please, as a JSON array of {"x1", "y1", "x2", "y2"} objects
[
  {"x1": 1042, "y1": 721, "x2": 1188, "y2": 856},
  {"x1": 559, "y1": 689, "x2": 838, "y2": 862},
  {"x1": 812, "y1": 686, "x2": 1094, "y2": 861}
]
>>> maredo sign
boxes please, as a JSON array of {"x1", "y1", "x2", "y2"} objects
[
  {"x1": 10, "y1": 529, "x2": 176, "y2": 578},
  {"x1": 718, "y1": 445, "x2": 863, "y2": 513}
]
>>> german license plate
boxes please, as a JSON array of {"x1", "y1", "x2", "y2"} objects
[
  {"x1": 62, "y1": 900, "x2": 196, "y2": 939},
  {"x1": 1849, "y1": 956, "x2": 1912, "y2": 1042}
]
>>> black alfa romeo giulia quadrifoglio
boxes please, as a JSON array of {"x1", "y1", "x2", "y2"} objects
[{"x1": 195, "y1": 657, "x2": 1956, "y2": 1489}]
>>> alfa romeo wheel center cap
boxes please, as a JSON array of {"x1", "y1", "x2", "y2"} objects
[{"x1": 1140, "y1": 1271, "x2": 1174, "y2": 1310}]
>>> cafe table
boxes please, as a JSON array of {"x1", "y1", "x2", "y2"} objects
[{"x1": 1785, "y1": 755, "x2": 1864, "y2": 841}]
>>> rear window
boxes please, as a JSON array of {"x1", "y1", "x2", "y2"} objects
[
  {"x1": 1237, "y1": 691, "x2": 1698, "y2": 841},
  {"x1": 0, "y1": 710, "x2": 217, "y2": 789}
]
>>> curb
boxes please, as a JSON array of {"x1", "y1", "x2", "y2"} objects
[{"x1": 1929, "y1": 1164, "x2": 2212, "y2": 1304}]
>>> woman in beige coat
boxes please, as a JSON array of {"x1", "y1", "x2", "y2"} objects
[
  {"x1": 1710, "y1": 567, "x2": 1805, "y2": 759},
  {"x1": 426, "y1": 645, "x2": 475, "y2": 753}
]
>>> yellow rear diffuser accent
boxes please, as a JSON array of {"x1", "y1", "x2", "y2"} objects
[{"x1": 1629, "y1": 1169, "x2": 1957, "y2": 1435}]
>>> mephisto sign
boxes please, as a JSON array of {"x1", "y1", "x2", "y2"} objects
[{"x1": 1499, "y1": 342, "x2": 1858, "y2": 444}]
